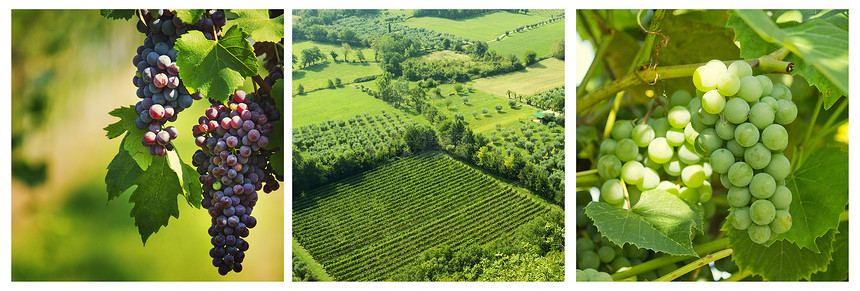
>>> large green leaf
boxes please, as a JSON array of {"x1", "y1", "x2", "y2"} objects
[
  {"x1": 105, "y1": 135, "x2": 143, "y2": 201},
  {"x1": 809, "y1": 220, "x2": 848, "y2": 281},
  {"x1": 584, "y1": 189, "x2": 702, "y2": 256},
  {"x1": 129, "y1": 155, "x2": 183, "y2": 244},
  {"x1": 103, "y1": 106, "x2": 137, "y2": 139},
  {"x1": 174, "y1": 149, "x2": 202, "y2": 209},
  {"x1": 100, "y1": 9, "x2": 135, "y2": 21},
  {"x1": 176, "y1": 25, "x2": 258, "y2": 102},
  {"x1": 123, "y1": 125, "x2": 153, "y2": 171},
  {"x1": 231, "y1": 9, "x2": 285, "y2": 43},
  {"x1": 730, "y1": 226, "x2": 836, "y2": 281},
  {"x1": 174, "y1": 9, "x2": 205, "y2": 24},
  {"x1": 727, "y1": 10, "x2": 848, "y2": 108},
  {"x1": 764, "y1": 147, "x2": 848, "y2": 251}
]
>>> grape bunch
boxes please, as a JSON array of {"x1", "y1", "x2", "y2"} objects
[
  {"x1": 131, "y1": 9, "x2": 229, "y2": 156},
  {"x1": 596, "y1": 88, "x2": 714, "y2": 208},
  {"x1": 693, "y1": 60, "x2": 796, "y2": 244},
  {"x1": 193, "y1": 90, "x2": 280, "y2": 275},
  {"x1": 576, "y1": 268, "x2": 613, "y2": 281}
]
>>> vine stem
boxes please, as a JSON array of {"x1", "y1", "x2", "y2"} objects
[
  {"x1": 576, "y1": 169, "x2": 599, "y2": 177},
  {"x1": 724, "y1": 269, "x2": 752, "y2": 282},
  {"x1": 252, "y1": 75, "x2": 273, "y2": 95},
  {"x1": 576, "y1": 30, "x2": 615, "y2": 98},
  {"x1": 655, "y1": 248, "x2": 734, "y2": 281},
  {"x1": 610, "y1": 237, "x2": 730, "y2": 281}
]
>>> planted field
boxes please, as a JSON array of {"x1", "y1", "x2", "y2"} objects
[
  {"x1": 472, "y1": 58, "x2": 565, "y2": 97},
  {"x1": 292, "y1": 153, "x2": 553, "y2": 281},
  {"x1": 292, "y1": 61, "x2": 382, "y2": 94},
  {"x1": 293, "y1": 40, "x2": 376, "y2": 64},
  {"x1": 489, "y1": 20, "x2": 565, "y2": 57},
  {"x1": 431, "y1": 84, "x2": 541, "y2": 134},
  {"x1": 402, "y1": 11, "x2": 549, "y2": 41},
  {"x1": 292, "y1": 86, "x2": 403, "y2": 128}
]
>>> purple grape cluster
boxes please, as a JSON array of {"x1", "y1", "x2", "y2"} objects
[{"x1": 193, "y1": 90, "x2": 280, "y2": 275}]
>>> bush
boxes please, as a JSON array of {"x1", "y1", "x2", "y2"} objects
[
  {"x1": 327, "y1": 79, "x2": 335, "y2": 89},
  {"x1": 508, "y1": 99, "x2": 516, "y2": 108},
  {"x1": 495, "y1": 104, "x2": 503, "y2": 112},
  {"x1": 482, "y1": 108, "x2": 489, "y2": 115},
  {"x1": 335, "y1": 77, "x2": 342, "y2": 87},
  {"x1": 297, "y1": 84, "x2": 305, "y2": 95}
]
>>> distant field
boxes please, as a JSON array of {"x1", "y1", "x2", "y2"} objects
[
  {"x1": 292, "y1": 85, "x2": 429, "y2": 128},
  {"x1": 292, "y1": 61, "x2": 382, "y2": 94},
  {"x1": 489, "y1": 20, "x2": 564, "y2": 57},
  {"x1": 402, "y1": 11, "x2": 549, "y2": 41},
  {"x1": 293, "y1": 40, "x2": 376, "y2": 64},
  {"x1": 472, "y1": 58, "x2": 565, "y2": 97},
  {"x1": 420, "y1": 50, "x2": 470, "y2": 61},
  {"x1": 293, "y1": 152, "x2": 552, "y2": 281},
  {"x1": 431, "y1": 84, "x2": 543, "y2": 134}
]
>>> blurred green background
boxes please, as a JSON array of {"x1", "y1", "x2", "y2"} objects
[{"x1": 11, "y1": 10, "x2": 284, "y2": 281}]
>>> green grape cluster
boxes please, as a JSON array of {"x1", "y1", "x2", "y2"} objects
[
  {"x1": 576, "y1": 268, "x2": 614, "y2": 281},
  {"x1": 693, "y1": 60, "x2": 796, "y2": 244},
  {"x1": 596, "y1": 89, "x2": 714, "y2": 208}
]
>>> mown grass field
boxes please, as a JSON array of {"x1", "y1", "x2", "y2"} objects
[
  {"x1": 430, "y1": 84, "x2": 543, "y2": 134},
  {"x1": 401, "y1": 11, "x2": 549, "y2": 41},
  {"x1": 292, "y1": 40, "x2": 382, "y2": 94},
  {"x1": 292, "y1": 152, "x2": 553, "y2": 281},
  {"x1": 472, "y1": 58, "x2": 565, "y2": 97},
  {"x1": 292, "y1": 85, "x2": 430, "y2": 128},
  {"x1": 488, "y1": 20, "x2": 565, "y2": 57}
]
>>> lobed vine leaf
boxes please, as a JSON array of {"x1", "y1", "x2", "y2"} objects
[
  {"x1": 174, "y1": 150, "x2": 202, "y2": 209},
  {"x1": 104, "y1": 106, "x2": 137, "y2": 139},
  {"x1": 100, "y1": 9, "x2": 135, "y2": 21},
  {"x1": 763, "y1": 147, "x2": 848, "y2": 251},
  {"x1": 726, "y1": 9, "x2": 848, "y2": 109},
  {"x1": 231, "y1": 9, "x2": 285, "y2": 43},
  {"x1": 123, "y1": 127, "x2": 153, "y2": 171},
  {"x1": 129, "y1": 155, "x2": 183, "y2": 245},
  {"x1": 106, "y1": 135, "x2": 144, "y2": 201},
  {"x1": 584, "y1": 189, "x2": 701, "y2": 256},
  {"x1": 175, "y1": 25, "x2": 258, "y2": 102},
  {"x1": 730, "y1": 226, "x2": 836, "y2": 281},
  {"x1": 174, "y1": 9, "x2": 205, "y2": 25},
  {"x1": 809, "y1": 221, "x2": 848, "y2": 281}
]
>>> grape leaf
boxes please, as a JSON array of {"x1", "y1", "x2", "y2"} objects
[
  {"x1": 231, "y1": 9, "x2": 285, "y2": 43},
  {"x1": 726, "y1": 10, "x2": 848, "y2": 108},
  {"x1": 100, "y1": 9, "x2": 135, "y2": 21},
  {"x1": 173, "y1": 149, "x2": 202, "y2": 209},
  {"x1": 763, "y1": 147, "x2": 848, "y2": 251},
  {"x1": 265, "y1": 79, "x2": 285, "y2": 177},
  {"x1": 730, "y1": 226, "x2": 836, "y2": 281},
  {"x1": 106, "y1": 135, "x2": 143, "y2": 201},
  {"x1": 174, "y1": 9, "x2": 205, "y2": 25},
  {"x1": 176, "y1": 26, "x2": 258, "y2": 102},
  {"x1": 123, "y1": 129, "x2": 153, "y2": 171},
  {"x1": 129, "y1": 155, "x2": 182, "y2": 244},
  {"x1": 584, "y1": 189, "x2": 701, "y2": 256},
  {"x1": 104, "y1": 106, "x2": 137, "y2": 139},
  {"x1": 809, "y1": 221, "x2": 848, "y2": 281}
]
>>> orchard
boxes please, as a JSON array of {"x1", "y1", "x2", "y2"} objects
[{"x1": 576, "y1": 10, "x2": 847, "y2": 281}]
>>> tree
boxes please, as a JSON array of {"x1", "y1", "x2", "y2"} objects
[
  {"x1": 472, "y1": 112, "x2": 478, "y2": 119},
  {"x1": 454, "y1": 84, "x2": 464, "y2": 94},
  {"x1": 550, "y1": 38, "x2": 564, "y2": 60},
  {"x1": 326, "y1": 30, "x2": 339, "y2": 43},
  {"x1": 356, "y1": 50, "x2": 366, "y2": 63},
  {"x1": 482, "y1": 108, "x2": 489, "y2": 115},
  {"x1": 495, "y1": 104, "x2": 503, "y2": 112},
  {"x1": 327, "y1": 79, "x2": 335, "y2": 89},
  {"x1": 462, "y1": 97, "x2": 469, "y2": 104},
  {"x1": 330, "y1": 50, "x2": 339, "y2": 62},
  {"x1": 297, "y1": 84, "x2": 304, "y2": 95},
  {"x1": 335, "y1": 77, "x2": 342, "y2": 87},
  {"x1": 508, "y1": 99, "x2": 517, "y2": 108},
  {"x1": 342, "y1": 42, "x2": 352, "y2": 62},
  {"x1": 292, "y1": 54, "x2": 298, "y2": 66},
  {"x1": 434, "y1": 87, "x2": 442, "y2": 98},
  {"x1": 523, "y1": 50, "x2": 537, "y2": 66}
]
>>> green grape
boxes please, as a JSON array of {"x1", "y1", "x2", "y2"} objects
[
  {"x1": 693, "y1": 65, "x2": 719, "y2": 92},
  {"x1": 701, "y1": 90, "x2": 726, "y2": 114},
  {"x1": 690, "y1": 111, "x2": 707, "y2": 132},
  {"x1": 771, "y1": 83, "x2": 792, "y2": 101},
  {"x1": 703, "y1": 162, "x2": 713, "y2": 177},
  {"x1": 765, "y1": 153, "x2": 790, "y2": 183},
  {"x1": 749, "y1": 102, "x2": 775, "y2": 129},
  {"x1": 631, "y1": 124, "x2": 656, "y2": 147},
  {"x1": 724, "y1": 97, "x2": 750, "y2": 124},
  {"x1": 666, "y1": 127, "x2": 686, "y2": 146},
  {"x1": 611, "y1": 120, "x2": 634, "y2": 140},
  {"x1": 643, "y1": 156, "x2": 662, "y2": 171},
  {"x1": 681, "y1": 164, "x2": 706, "y2": 188},
  {"x1": 750, "y1": 172, "x2": 776, "y2": 199},
  {"x1": 615, "y1": 138, "x2": 639, "y2": 162},
  {"x1": 677, "y1": 142, "x2": 701, "y2": 164},
  {"x1": 627, "y1": 185, "x2": 642, "y2": 206},
  {"x1": 678, "y1": 186, "x2": 699, "y2": 203},
  {"x1": 578, "y1": 251, "x2": 600, "y2": 269},
  {"x1": 576, "y1": 269, "x2": 587, "y2": 281},
  {"x1": 726, "y1": 139, "x2": 745, "y2": 158},
  {"x1": 694, "y1": 128, "x2": 723, "y2": 157},
  {"x1": 731, "y1": 207, "x2": 752, "y2": 230},
  {"x1": 775, "y1": 99, "x2": 798, "y2": 124},
  {"x1": 744, "y1": 143, "x2": 772, "y2": 170},
  {"x1": 597, "y1": 154, "x2": 623, "y2": 178},
  {"x1": 610, "y1": 256, "x2": 632, "y2": 271},
  {"x1": 649, "y1": 117, "x2": 671, "y2": 138},
  {"x1": 647, "y1": 137, "x2": 673, "y2": 164},
  {"x1": 715, "y1": 116, "x2": 737, "y2": 140},
  {"x1": 576, "y1": 237, "x2": 594, "y2": 253},
  {"x1": 761, "y1": 124, "x2": 788, "y2": 151},
  {"x1": 750, "y1": 199, "x2": 776, "y2": 225},
  {"x1": 728, "y1": 60, "x2": 753, "y2": 79},
  {"x1": 668, "y1": 106, "x2": 692, "y2": 129},
  {"x1": 708, "y1": 59, "x2": 728, "y2": 72},
  {"x1": 637, "y1": 167, "x2": 660, "y2": 191},
  {"x1": 757, "y1": 75, "x2": 774, "y2": 96},
  {"x1": 601, "y1": 179, "x2": 625, "y2": 204},
  {"x1": 727, "y1": 186, "x2": 751, "y2": 207},
  {"x1": 663, "y1": 157, "x2": 683, "y2": 176},
  {"x1": 698, "y1": 107, "x2": 720, "y2": 125},
  {"x1": 748, "y1": 223, "x2": 771, "y2": 244},
  {"x1": 656, "y1": 180, "x2": 680, "y2": 196},
  {"x1": 760, "y1": 96, "x2": 778, "y2": 111},
  {"x1": 728, "y1": 161, "x2": 753, "y2": 187},
  {"x1": 649, "y1": 96, "x2": 670, "y2": 118},
  {"x1": 770, "y1": 186, "x2": 792, "y2": 209},
  {"x1": 670, "y1": 90, "x2": 693, "y2": 108},
  {"x1": 589, "y1": 270, "x2": 614, "y2": 281},
  {"x1": 717, "y1": 72, "x2": 741, "y2": 96},
  {"x1": 709, "y1": 148, "x2": 734, "y2": 173},
  {"x1": 720, "y1": 173, "x2": 732, "y2": 188},
  {"x1": 770, "y1": 210, "x2": 792, "y2": 234},
  {"x1": 738, "y1": 75, "x2": 763, "y2": 102},
  {"x1": 688, "y1": 97, "x2": 702, "y2": 118},
  {"x1": 598, "y1": 246, "x2": 616, "y2": 263},
  {"x1": 734, "y1": 122, "x2": 760, "y2": 147},
  {"x1": 698, "y1": 181, "x2": 713, "y2": 203},
  {"x1": 599, "y1": 139, "x2": 617, "y2": 155},
  {"x1": 684, "y1": 122, "x2": 699, "y2": 145},
  {"x1": 621, "y1": 161, "x2": 645, "y2": 184}
]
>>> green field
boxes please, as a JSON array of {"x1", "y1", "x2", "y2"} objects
[
  {"x1": 292, "y1": 40, "x2": 382, "y2": 94},
  {"x1": 402, "y1": 11, "x2": 549, "y2": 41},
  {"x1": 431, "y1": 84, "x2": 543, "y2": 134},
  {"x1": 472, "y1": 58, "x2": 565, "y2": 97},
  {"x1": 292, "y1": 152, "x2": 553, "y2": 281},
  {"x1": 293, "y1": 40, "x2": 376, "y2": 64},
  {"x1": 489, "y1": 20, "x2": 564, "y2": 57},
  {"x1": 292, "y1": 85, "x2": 430, "y2": 128}
]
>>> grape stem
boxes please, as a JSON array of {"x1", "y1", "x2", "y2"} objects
[
  {"x1": 724, "y1": 269, "x2": 752, "y2": 281},
  {"x1": 655, "y1": 248, "x2": 734, "y2": 281},
  {"x1": 252, "y1": 75, "x2": 272, "y2": 95},
  {"x1": 576, "y1": 169, "x2": 599, "y2": 177},
  {"x1": 575, "y1": 29, "x2": 616, "y2": 98},
  {"x1": 610, "y1": 237, "x2": 729, "y2": 281}
]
